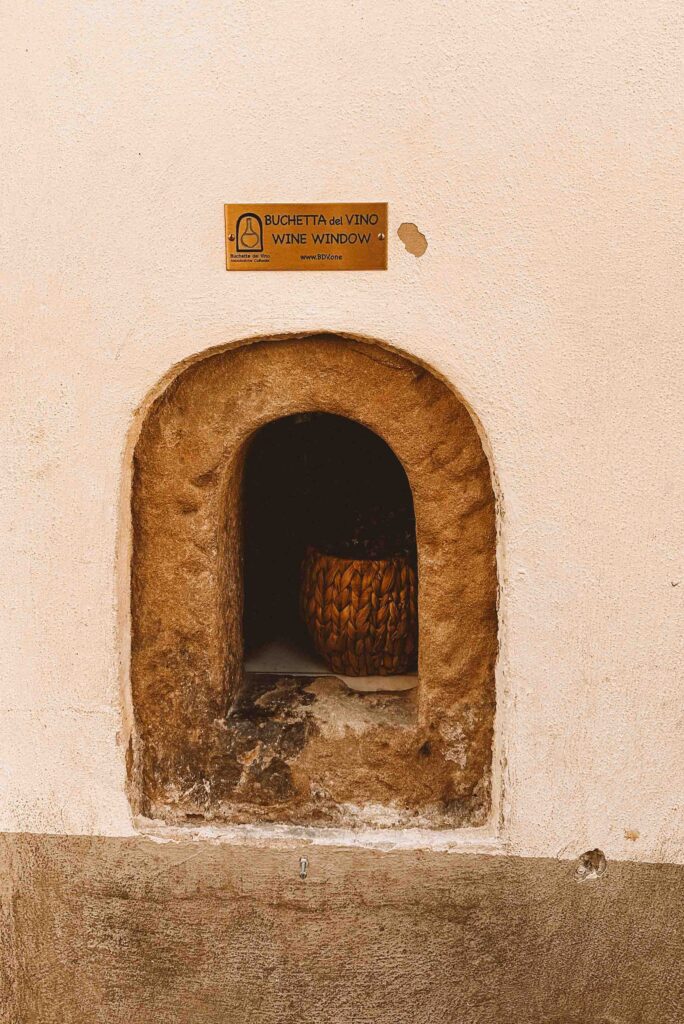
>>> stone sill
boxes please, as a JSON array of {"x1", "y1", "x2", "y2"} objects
[{"x1": 134, "y1": 815, "x2": 503, "y2": 855}]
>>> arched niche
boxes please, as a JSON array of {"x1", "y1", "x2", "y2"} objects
[
  {"x1": 130, "y1": 334, "x2": 498, "y2": 828},
  {"x1": 241, "y1": 411, "x2": 418, "y2": 671}
]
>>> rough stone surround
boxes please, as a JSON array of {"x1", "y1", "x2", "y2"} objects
[{"x1": 131, "y1": 335, "x2": 497, "y2": 826}]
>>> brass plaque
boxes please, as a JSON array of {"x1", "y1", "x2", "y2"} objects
[{"x1": 225, "y1": 202, "x2": 387, "y2": 271}]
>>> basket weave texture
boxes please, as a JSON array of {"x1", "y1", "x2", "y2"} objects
[{"x1": 300, "y1": 547, "x2": 417, "y2": 676}]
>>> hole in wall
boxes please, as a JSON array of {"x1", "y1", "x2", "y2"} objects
[{"x1": 576, "y1": 849, "x2": 607, "y2": 882}]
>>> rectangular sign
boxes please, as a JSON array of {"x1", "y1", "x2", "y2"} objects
[{"x1": 225, "y1": 202, "x2": 387, "y2": 271}]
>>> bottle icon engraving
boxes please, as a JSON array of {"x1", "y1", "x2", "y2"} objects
[{"x1": 236, "y1": 213, "x2": 264, "y2": 252}]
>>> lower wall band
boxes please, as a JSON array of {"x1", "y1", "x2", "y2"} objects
[{"x1": 1, "y1": 832, "x2": 682, "y2": 1023}]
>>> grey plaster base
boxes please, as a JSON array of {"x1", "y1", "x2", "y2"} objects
[{"x1": 1, "y1": 832, "x2": 682, "y2": 1023}]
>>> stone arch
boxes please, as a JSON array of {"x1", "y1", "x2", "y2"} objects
[{"x1": 130, "y1": 334, "x2": 497, "y2": 827}]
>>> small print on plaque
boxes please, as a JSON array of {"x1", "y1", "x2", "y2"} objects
[{"x1": 225, "y1": 203, "x2": 388, "y2": 271}]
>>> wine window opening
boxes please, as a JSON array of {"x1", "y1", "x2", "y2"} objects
[{"x1": 242, "y1": 413, "x2": 418, "y2": 690}]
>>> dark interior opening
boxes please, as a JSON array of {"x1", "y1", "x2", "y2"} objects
[{"x1": 242, "y1": 413, "x2": 417, "y2": 672}]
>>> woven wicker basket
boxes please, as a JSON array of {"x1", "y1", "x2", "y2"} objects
[{"x1": 300, "y1": 546, "x2": 417, "y2": 676}]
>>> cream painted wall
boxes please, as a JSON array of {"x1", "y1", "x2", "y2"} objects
[{"x1": 1, "y1": 1, "x2": 682, "y2": 863}]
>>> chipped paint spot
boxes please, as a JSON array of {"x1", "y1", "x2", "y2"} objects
[{"x1": 397, "y1": 222, "x2": 428, "y2": 258}]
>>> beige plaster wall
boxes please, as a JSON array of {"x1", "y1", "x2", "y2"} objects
[{"x1": 1, "y1": 1, "x2": 682, "y2": 864}]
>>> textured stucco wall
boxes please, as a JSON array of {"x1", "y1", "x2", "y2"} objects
[{"x1": 1, "y1": 1, "x2": 683, "y2": 864}]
